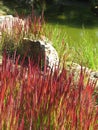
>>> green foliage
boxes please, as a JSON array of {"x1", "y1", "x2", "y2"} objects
[
  {"x1": 44, "y1": 24, "x2": 98, "y2": 70},
  {"x1": 75, "y1": 31, "x2": 98, "y2": 70},
  {"x1": 0, "y1": 14, "x2": 98, "y2": 70}
]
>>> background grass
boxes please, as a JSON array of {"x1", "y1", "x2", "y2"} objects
[
  {"x1": 44, "y1": 1, "x2": 98, "y2": 70},
  {"x1": 0, "y1": 1, "x2": 98, "y2": 129},
  {"x1": 0, "y1": 0, "x2": 98, "y2": 70},
  {"x1": 44, "y1": 24, "x2": 98, "y2": 70}
]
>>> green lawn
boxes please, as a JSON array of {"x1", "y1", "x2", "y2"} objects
[
  {"x1": 44, "y1": 2, "x2": 98, "y2": 70},
  {"x1": 0, "y1": 0, "x2": 98, "y2": 70}
]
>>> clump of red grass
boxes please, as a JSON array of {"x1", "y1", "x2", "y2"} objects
[
  {"x1": 0, "y1": 12, "x2": 45, "y2": 41},
  {"x1": 0, "y1": 53, "x2": 98, "y2": 130},
  {"x1": 0, "y1": 13, "x2": 45, "y2": 57}
]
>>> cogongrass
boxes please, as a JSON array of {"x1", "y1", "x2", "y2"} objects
[{"x1": 0, "y1": 54, "x2": 97, "y2": 129}]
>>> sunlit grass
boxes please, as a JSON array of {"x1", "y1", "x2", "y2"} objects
[
  {"x1": 0, "y1": 54, "x2": 97, "y2": 129},
  {"x1": 0, "y1": 17, "x2": 98, "y2": 70},
  {"x1": 44, "y1": 23, "x2": 98, "y2": 70},
  {"x1": 0, "y1": 2, "x2": 97, "y2": 129},
  {"x1": 0, "y1": 0, "x2": 98, "y2": 70}
]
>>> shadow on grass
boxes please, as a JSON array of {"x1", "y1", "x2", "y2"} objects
[{"x1": 45, "y1": 2, "x2": 98, "y2": 29}]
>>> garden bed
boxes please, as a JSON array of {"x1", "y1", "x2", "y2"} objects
[{"x1": 0, "y1": 1, "x2": 98, "y2": 129}]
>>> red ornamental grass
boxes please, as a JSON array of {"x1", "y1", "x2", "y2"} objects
[
  {"x1": 0, "y1": 54, "x2": 98, "y2": 130},
  {"x1": 0, "y1": 14, "x2": 45, "y2": 45}
]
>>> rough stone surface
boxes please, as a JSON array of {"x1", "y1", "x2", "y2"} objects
[
  {"x1": 22, "y1": 38, "x2": 59, "y2": 71},
  {"x1": 0, "y1": 15, "x2": 97, "y2": 89},
  {"x1": 67, "y1": 63, "x2": 98, "y2": 90},
  {"x1": 0, "y1": 15, "x2": 24, "y2": 35},
  {"x1": 0, "y1": 15, "x2": 59, "y2": 71},
  {"x1": 0, "y1": 15, "x2": 13, "y2": 22},
  {"x1": 0, "y1": 15, "x2": 14, "y2": 29}
]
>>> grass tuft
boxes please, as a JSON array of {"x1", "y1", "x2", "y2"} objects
[{"x1": 0, "y1": 54, "x2": 97, "y2": 129}]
